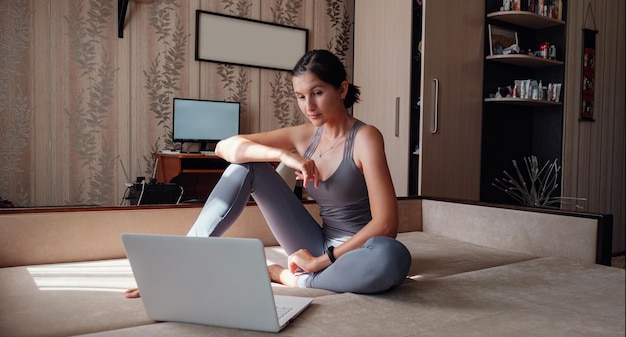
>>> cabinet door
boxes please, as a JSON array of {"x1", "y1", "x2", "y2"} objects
[
  {"x1": 353, "y1": 0, "x2": 412, "y2": 196},
  {"x1": 419, "y1": 0, "x2": 484, "y2": 200}
]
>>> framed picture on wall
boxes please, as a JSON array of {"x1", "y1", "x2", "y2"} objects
[
  {"x1": 195, "y1": 10, "x2": 308, "y2": 71},
  {"x1": 488, "y1": 25, "x2": 519, "y2": 56}
]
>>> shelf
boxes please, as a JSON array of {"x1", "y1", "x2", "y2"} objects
[
  {"x1": 484, "y1": 97, "x2": 562, "y2": 107},
  {"x1": 481, "y1": 2, "x2": 567, "y2": 205},
  {"x1": 486, "y1": 54, "x2": 563, "y2": 67},
  {"x1": 487, "y1": 11, "x2": 564, "y2": 29}
]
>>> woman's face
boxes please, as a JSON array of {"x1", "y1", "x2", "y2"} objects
[{"x1": 292, "y1": 71, "x2": 346, "y2": 126}]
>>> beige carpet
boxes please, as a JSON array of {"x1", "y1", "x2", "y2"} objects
[{"x1": 612, "y1": 255, "x2": 625, "y2": 269}]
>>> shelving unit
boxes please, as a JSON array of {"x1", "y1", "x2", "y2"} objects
[
  {"x1": 480, "y1": 1, "x2": 567, "y2": 205},
  {"x1": 486, "y1": 54, "x2": 563, "y2": 67},
  {"x1": 487, "y1": 10, "x2": 564, "y2": 29},
  {"x1": 408, "y1": 0, "x2": 422, "y2": 195},
  {"x1": 484, "y1": 97, "x2": 562, "y2": 106}
]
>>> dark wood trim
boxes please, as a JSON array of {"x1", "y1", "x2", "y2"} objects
[
  {"x1": 0, "y1": 199, "x2": 320, "y2": 214},
  {"x1": 595, "y1": 214, "x2": 613, "y2": 266},
  {"x1": 0, "y1": 203, "x2": 200, "y2": 214}
]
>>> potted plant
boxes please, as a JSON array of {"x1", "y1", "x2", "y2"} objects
[{"x1": 493, "y1": 155, "x2": 584, "y2": 209}]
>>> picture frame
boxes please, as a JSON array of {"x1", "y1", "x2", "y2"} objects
[
  {"x1": 195, "y1": 10, "x2": 308, "y2": 72},
  {"x1": 488, "y1": 25, "x2": 519, "y2": 56}
]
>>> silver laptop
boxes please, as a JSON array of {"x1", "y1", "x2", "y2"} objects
[{"x1": 121, "y1": 233, "x2": 312, "y2": 332}]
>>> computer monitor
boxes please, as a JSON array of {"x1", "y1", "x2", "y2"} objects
[{"x1": 172, "y1": 98, "x2": 240, "y2": 149}]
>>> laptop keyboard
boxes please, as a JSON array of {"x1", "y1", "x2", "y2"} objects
[{"x1": 276, "y1": 306, "x2": 293, "y2": 319}]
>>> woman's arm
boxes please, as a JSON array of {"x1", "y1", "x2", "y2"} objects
[
  {"x1": 215, "y1": 124, "x2": 321, "y2": 189},
  {"x1": 332, "y1": 124, "x2": 399, "y2": 255},
  {"x1": 215, "y1": 127, "x2": 297, "y2": 163}
]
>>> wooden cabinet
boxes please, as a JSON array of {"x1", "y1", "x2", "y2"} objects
[
  {"x1": 353, "y1": 0, "x2": 484, "y2": 200},
  {"x1": 353, "y1": 0, "x2": 412, "y2": 196},
  {"x1": 418, "y1": 0, "x2": 484, "y2": 200},
  {"x1": 480, "y1": 2, "x2": 566, "y2": 204}
]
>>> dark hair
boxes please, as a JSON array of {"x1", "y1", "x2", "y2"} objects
[{"x1": 292, "y1": 49, "x2": 361, "y2": 109}]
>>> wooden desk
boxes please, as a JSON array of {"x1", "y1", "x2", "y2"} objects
[{"x1": 155, "y1": 153, "x2": 229, "y2": 201}]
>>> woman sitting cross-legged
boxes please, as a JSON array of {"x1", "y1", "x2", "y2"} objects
[{"x1": 125, "y1": 49, "x2": 411, "y2": 298}]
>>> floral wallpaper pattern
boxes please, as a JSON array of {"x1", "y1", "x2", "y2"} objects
[
  {"x1": 142, "y1": 0, "x2": 190, "y2": 174},
  {"x1": 0, "y1": 0, "x2": 354, "y2": 207},
  {"x1": 0, "y1": 0, "x2": 31, "y2": 207},
  {"x1": 65, "y1": 0, "x2": 117, "y2": 205},
  {"x1": 270, "y1": 0, "x2": 304, "y2": 128}
]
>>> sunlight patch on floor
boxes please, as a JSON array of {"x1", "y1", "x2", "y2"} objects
[
  {"x1": 264, "y1": 246, "x2": 288, "y2": 266},
  {"x1": 27, "y1": 259, "x2": 136, "y2": 292}
]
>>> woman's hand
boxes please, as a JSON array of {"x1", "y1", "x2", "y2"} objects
[
  {"x1": 280, "y1": 152, "x2": 320, "y2": 189},
  {"x1": 288, "y1": 249, "x2": 331, "y2": 274}
]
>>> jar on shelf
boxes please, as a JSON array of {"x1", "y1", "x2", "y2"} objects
[{"x1": 539, "y1": 42, "x2": 549, "y2": 59}]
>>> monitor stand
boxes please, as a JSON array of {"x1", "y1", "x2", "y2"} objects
[
  {"x1": 178, "y1": 141, "x2": 198, "y2": 154},
  {"x1": 178, "y1": 141, "x2": 193, "y2": 154},
  {"x1": 177, "y1": 141, "x2": 217, "y2": 154},
  {"x1": 199, "y1": 141, "x2": 216, "y2": 152}
]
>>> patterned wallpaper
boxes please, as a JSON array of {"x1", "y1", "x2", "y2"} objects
[{"x1": 0, "y1": 0, "x2": 355, "y2": 206}]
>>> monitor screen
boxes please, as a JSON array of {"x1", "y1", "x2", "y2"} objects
[{"x1": 172, "y1": 98, "x2": 240, "y2": 143}]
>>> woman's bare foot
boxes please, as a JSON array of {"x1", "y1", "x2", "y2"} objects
[
  {"x1": 124, "y1": 288, "x2": 141, "y2": 298},
  {"x1": 268, "y1": 264, "x2": 298, "y2": 287},
  {"x1": 268, "y1": 264, "x2": 284, "y2": 283}
]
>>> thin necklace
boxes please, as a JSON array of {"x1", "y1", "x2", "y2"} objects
[{"x1": 318, "y1": 135, "x2": 345, "y2": 158}]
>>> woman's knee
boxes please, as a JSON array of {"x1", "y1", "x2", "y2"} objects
[
  {"x1": 321, "y1": 236, "x2": 411, "y2": 293},
  {"x1": 365, "y1": 236, "x2": 412, "y2": 285}
]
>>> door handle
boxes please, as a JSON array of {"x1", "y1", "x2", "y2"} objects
[
  {"x1": 395, "y1": 97, "x2": 400, "y2": 137},
  {"x1": 432, "y1": 78, "x2": 439, "y2": 134}
]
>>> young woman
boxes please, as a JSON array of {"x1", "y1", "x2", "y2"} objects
[{"x1": 126, "y1": 50, "x2": 411, "y2": 297}]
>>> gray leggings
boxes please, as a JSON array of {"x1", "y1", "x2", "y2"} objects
[{"x1": 187, "y1": 163, "x2": 411, "y2": 293}]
